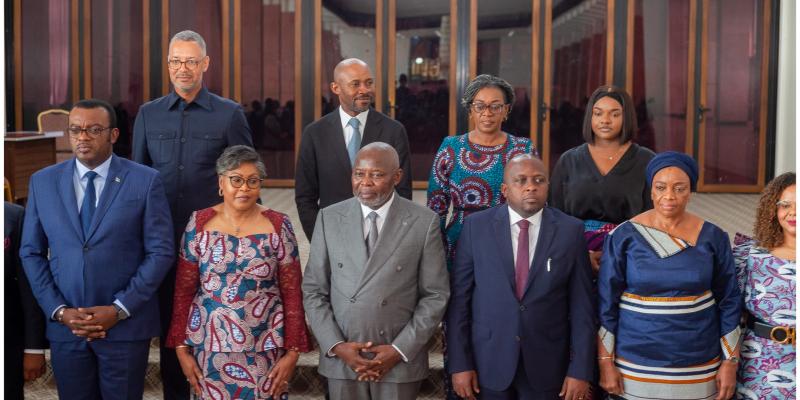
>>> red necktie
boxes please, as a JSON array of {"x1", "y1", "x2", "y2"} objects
[{"x1": 515, "y1": 219, "x2": 530, "y2": 300}]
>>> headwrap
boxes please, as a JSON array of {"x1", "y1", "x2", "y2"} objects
[{"x1": 646, "y1": 151, "x2": 699, "y2": 191}]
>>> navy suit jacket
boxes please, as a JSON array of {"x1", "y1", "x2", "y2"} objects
[
  {"x1": 20, "y1": 155, "x2": 175, "y2": 342},
  {"x1": 446, "y1": 205, "x2": 596, "y2": 393}
]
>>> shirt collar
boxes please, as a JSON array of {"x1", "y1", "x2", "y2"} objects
[
  {"x1": 508, "y1": 205, "x2": 543, "y2": 228},
  {"x1": 75, "y1": 154, "x2": 113, "y2": 180},
  {"x1": 360, "y1": 192, "x2": 395, "y2": 221},
  {"x1": 339, "y1": 106, "x2": 369, "y2": 131},
  {"x1": 168, "y1": 87, "x2": 212, "y2": 111}
]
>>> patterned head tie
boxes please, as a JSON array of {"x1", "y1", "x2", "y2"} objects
[{"x1": 646, "y1": 151, "x2": 699, "y2": 191}]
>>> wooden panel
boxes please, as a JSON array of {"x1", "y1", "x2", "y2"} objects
[
  {"x1": 448, "y1": 0, "x2": 457, "y2": 136},
  {"x1": 696, "y1": 0, "x2": 708, "y2": 187},
  {"x1": 684, "y1": 0, "x2": 698, "y2": 156},
  {"x1": 143, "y1": 0, "x2": 150, "y2": 101},
  {"x1": 755, "y1": 0, "x2": 770, "y2": 188},
  {"x1": 625, "y1": 0, "x2": 634, "y2": 92},
  {"x1": 233, "y1": 0, "x2": 242, "y2": 103},
  {"x1": 4, "y1": 138, "x2": 57, "y2": 201},
  {"x1": 531, "y1": 0, "x2": 540, "y2": 146},
  {"x1": 13, "y1": 0, "x2": 23, "y2": 130},
  {"x1": 542, "y1": 0, "x2": 552, "y2": 170},
  {"x1": 264, "y1": 179, "x2": 295, "y2": 188},
  {"x1": 387, "y1": 0, "x2": 396, "y2": 118},
  {"x1": 83, "y1": 0, "x2": 92, "y2": 97},
  {"x1": 314, "y1": 0, "x2": 322, "y2": 120},
  {"x1": 294, "y1": 0, "x2": 303, "y2": 162},
  {"x1": 162, "y1": 0, "x2": 170, "y2": 95},
  {"x1": 605, "y1": 0, "x2": 615, "y2": 84},
  {"x1": 221, "y1": 0, "x2": 230, "y2": 98},
  {"x1": 375, "y1": 0, "x2": 384, "y2": 112},
  {"x1": 71, "y1": 0, "x2": 80, "y2": 103}
]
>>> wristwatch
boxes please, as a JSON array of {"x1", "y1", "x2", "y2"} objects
[
  {"x1": 727, "y1": 356, "x2": 740, "y2": 364},
  {"x1": 55, "y1": 307, "x2": 66, "y2": 323},
  {"x1": 113, "y1": 304, "x2": 129, "y2": 321}
]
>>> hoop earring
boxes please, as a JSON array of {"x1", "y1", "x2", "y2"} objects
[{"x1": 218, "y1": 188, "x2": 223, "y2": 197}]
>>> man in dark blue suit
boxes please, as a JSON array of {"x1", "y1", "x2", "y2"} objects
[
  {"x1": 447, "y1": 154, "x2": 595, "y2": 400},
  {"x1": 21, "y1": 99, "x2": 175, "y2": 399}
]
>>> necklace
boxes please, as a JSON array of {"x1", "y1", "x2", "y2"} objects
[
  {"x1": 590, "y1": 143, "x2": 629, "y2": 161},
  {"x1": 222, "y1": 208, "x2": 258, "y2": 236}
]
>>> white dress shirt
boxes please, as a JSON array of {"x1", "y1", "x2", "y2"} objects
[
  {"x1": 339, "y1": 106, "x2": 368, "y2": 145},
  {"x1": 508, "y1": 206, "x2": 543, "y2": 269}
]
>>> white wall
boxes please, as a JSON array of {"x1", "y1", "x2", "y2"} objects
[{"x1": 774, "y1": 0, "x2": 796, "y2": 176}]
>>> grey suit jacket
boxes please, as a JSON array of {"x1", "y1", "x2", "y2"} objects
[{"x1": 302, "y1": 196, "x2": 449, "y2": 383}]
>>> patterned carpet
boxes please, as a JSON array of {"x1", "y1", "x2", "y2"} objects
[{"x1": 23, "y1": 190, "x2": 759, "y2": 399}]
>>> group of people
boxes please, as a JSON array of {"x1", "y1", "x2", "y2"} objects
[{"x1": 5, "y1": 28, "x2": 794, "y2": 400}]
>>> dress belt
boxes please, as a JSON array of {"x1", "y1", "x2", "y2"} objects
[{"x1": 746, "y1": 312, "x2": 795, "y2": 347}]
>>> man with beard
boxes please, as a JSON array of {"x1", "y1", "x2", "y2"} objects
[
  {"x1": 131, "y1": 30, "x2": 253, "y2": 400},
  {"x1": 303, "y1": 143, "x2": 448, "y2": 400},
  {"x1": 295, "y1": 58, "x2": 412, "y2": 240}
]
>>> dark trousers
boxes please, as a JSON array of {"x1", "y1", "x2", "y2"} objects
[
  {"x1": 158, "y1": 266, "x2": 190, "y2": 400},
  {"x1": 479, "y1": 354, "x2": 559, "y2": 400},
  {"x1": 5, "y1": 345, "x2": 24, "y2": 400},
  {"x1": 50, "y1": 339, "x2": 150, "y2": 400}
]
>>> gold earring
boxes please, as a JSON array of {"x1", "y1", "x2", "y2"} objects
[{"x1": 218, "y1": 188, "x2": 223, "y2": 196}]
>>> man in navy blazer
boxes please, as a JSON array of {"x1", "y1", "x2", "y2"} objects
[
  {"x1": 21, "y1": 99, "x2": 175, "y2": 399},
  {"x1": 446, "y1": 154, "x2": 595, "y2": 400}
]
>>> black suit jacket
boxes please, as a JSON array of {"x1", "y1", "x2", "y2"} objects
[
  {"x1": 4, "y1": 202, "x2": 46, "y2": 399},
  {"x1": 295, "y1": 108, "x2": 412, "y2": 239}
]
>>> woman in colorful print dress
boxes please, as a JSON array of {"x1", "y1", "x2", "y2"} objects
[
  {"x1": 427, "y1": 74, "x2": 535, "y2": 399},
  {"x1": 597, "y1": 152, "x2": 741, "y2": 400},
  {"x1": 166, "y1": 146, "x2": 310, "y2": 399},
  {"x1": 734, "y1": 172, "x2": 795, "y2": 400},
  {"x1": 549, "y1": 86, "x2": 654, "y2": 274}
]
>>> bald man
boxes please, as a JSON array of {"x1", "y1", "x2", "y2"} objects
[
  {"x1": 303, "y1": 143, "x2": 448, "y2": 400},
  {"x1": 446, "y1": 154, "x2": 596, "y2": 400},
  {"x1": 295, "y1": 58, "x2": 412, "y2": 240}
]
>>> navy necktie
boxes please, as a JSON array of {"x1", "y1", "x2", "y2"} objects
[{"x1": 80, "y1": 171, "x2": 98, "y2": 236}]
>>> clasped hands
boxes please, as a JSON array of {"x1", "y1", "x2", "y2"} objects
[
  {"x1": 332, "y1": 341, "x2": 402, "y2": 381},
  {"x1": 61, "y1": 306, "x2": 119, "y2": 341}
]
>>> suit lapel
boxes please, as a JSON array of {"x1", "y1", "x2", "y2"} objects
[
  {"x1": 355, "y1": 199, "x2": 415, "y2": 293},
  {"x1": 58, "y1": 160, "x2": 84, "y2": 241},
  {"x1": 361, "y1": 108, "x2": 383, "y2": 145},
  {"x1": 86, "y1": 155, "x2": 128, "y2": 241},
  {"x1": 339, "y1": 198, "x2": 369, "y2": 274},
  {"x1": 523, "y1": 207, "x2": 557, "y2": 298},
  {"x1": 325, "y1": 112, "x2": 355, "y2": 173},
  {"x1": 491, "y1": 206, "x2": 517, "y2": 293}
]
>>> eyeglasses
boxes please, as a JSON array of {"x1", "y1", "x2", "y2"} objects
[
  {"x1": 470, "y1": 103, "x2": 507, "y2": 114},
  {"x1": 510, "y1": 176, "x2": 548, "y2": 187},
  {"x1": 68, "y1": 126, "x2": 111, "y2": 136},
  {"x1": 223, "y1": 175, "x2": 263, "y2": 189},
  {"x1": 167, "y1": 58, "x2": 203, "y2": 70},
  {"x1": 777, "y1": 200, "x2": 796, "y2": 210}
]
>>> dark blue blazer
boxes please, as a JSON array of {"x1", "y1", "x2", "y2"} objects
[
  {"x1": 20, "y1": 155, "x2": 175, "y2": 342},
  {"x1": 446, "y1": 205, "x2": 596, "y2": 393}
]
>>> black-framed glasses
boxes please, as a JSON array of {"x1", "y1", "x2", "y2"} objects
[
  {"x1": 470, "y1": 102, "x2": 508, "y2": 114},
  {"x1": 167, "y1": 58, "x2": 203, "y2": 70},
  {"x1": 67, "y1": 126, "x2": 111, "y2": 136},
  {"x1": 223, "y1": 175, "x2": 263, "y2": 189}
]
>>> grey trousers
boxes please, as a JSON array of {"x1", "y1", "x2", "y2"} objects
[{"x1": 327, "y1": 378, "x2": 422, "y2": 400}]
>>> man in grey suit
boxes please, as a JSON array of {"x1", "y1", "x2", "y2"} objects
[{"x1": 303, "y1": 142, "x2": 449, "y2": 400}]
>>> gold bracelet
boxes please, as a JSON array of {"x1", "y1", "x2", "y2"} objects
[
  {"x1": 597, "y1": 355, "x2": 614, "y2": 360},
  {"x1": 175, "y1": 345, "x2": 190, "y2": 349}
]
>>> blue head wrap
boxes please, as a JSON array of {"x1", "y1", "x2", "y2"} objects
[{"x1": 646, "y1": 151, "x2": 699, "y2": 191}]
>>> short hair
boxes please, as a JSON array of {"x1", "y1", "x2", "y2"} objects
[
  {"x1": 753, "y1": 172, "x2": 796, "y2": 249},
  {"x1": 461, "y1": 74, "x2": 516, "y2": 110},
  {"x1": 72, "y1": 99, "x2": 117, "y2": 129},
  {"x1": 215, "y1": 145, "x2": 267, "y2": 179},
  {"x1": 169, "y1": 30, "x2": 207, "y2": 57},
  {"x1": 582, "y1": 85, "x2": 638, "y2": 144}
]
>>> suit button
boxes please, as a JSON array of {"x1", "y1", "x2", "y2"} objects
[
  {"x1": 515, "y1": 335, "x2": 521, "y2": 342},
  {"x1": 520, "y1": 305, "x2": 526, "y2": 311},
  {"x1": 178, "y1": 164, "x2": 184, "y2": 171},
  {"x1": 349, "y1": 298, "x2": 355, "y2": 303},
  {"x1": 396, "y1": 266, "x2": 402, "y2": 271},
  {"x1": 158, "y1": 134, "x2": 164, "y2": 139},
  {"x1": 83, "y1": 246, "x2": 89, "y2": 251},
  {"x1": 337, "y1": 263, "x2": 343, "y2": 268},
  {"x1": 381, "y1": 300, "x2": 387, "y2": 306},
  {"x1": 204, "y1": 135, "x2": 209, "y2": 139},
  {"x1": 379, "y1": 330, "x2": 385, "y2": 336},
  {"x1": 180, "y1": 137, "x2": 186, "y2": 143}
]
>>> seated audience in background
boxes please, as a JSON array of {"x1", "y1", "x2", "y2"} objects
[
  {"x1": 597, "y1": 152, "x2": 741, "y2": 400},
  {"x1": 5, "y1": 201, "x2": 47, "y2": 400},
  {"x1": 166, "y1": 145, "x2": 311, "y2": 399},
  {"x1": 733, "y1": 172, "x2": 795, "y2": 399},
  {"x1": 446, "y1": 154, "x2": 594, "y2": 400},
  {"x1": 20, "y1": 98, "x2": 175, "y2": 400}
]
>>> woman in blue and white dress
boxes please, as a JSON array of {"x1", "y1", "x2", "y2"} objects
[{"x1": 597, "y1": 152, "x2": 741, "y2": 400}]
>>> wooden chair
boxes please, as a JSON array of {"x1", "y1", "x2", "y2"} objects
[
  {"x1": 4, "y1": 177, "x2": 13, "y2": 202},
  {"x1": 37, "y1": 109, "x2": 72, "y2": 163}
]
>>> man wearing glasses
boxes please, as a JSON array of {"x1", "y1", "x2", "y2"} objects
[
  {"x1": 132, "y1": 29, "x2": 253, "y2": 400},
  {"x1": 21, "y1": 99, "x2": 174, "y2": 400}
]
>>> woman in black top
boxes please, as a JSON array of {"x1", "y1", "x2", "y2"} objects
[{"x1": 549, "y1": 85, "x2": 655, "y2": 274}]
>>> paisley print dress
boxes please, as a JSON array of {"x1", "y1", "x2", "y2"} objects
[
  {"x1": 426, "y1": 133, "x2": 535, "y2": 267},
  {"x1": 167, "y1": 208, "x2": 311, "y2": 400},
  {"x1": 734, "y1": 234, "x2": 796, "y2": 400}
]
